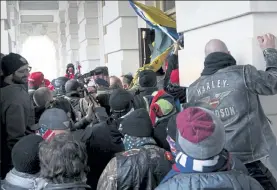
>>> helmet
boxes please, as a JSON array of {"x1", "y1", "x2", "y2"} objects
[{"x1": 52, "y1": 76, "x2": 69, "y2": 96}]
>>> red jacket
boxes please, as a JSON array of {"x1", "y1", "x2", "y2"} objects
[{"x1": 65, "y1": 73, "x2": 75, "y2": 79}]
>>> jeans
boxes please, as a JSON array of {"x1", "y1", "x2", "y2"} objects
[{"x1": 245, "y1": 160, "x2": 277, "y2": 190}]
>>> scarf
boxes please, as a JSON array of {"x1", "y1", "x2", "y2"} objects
[
  {"x1": 162, "y1": 136, "x2": 231, "y2": 183},
  {"x1": 123, "y1": 134, "x2": 156, "y2": 151},
  {"x1": 201, "y1": 52, "x2": 236, "y2": 76},
  {"x1": 173, "y1": 149, "x2": 230, "y2": 173}
]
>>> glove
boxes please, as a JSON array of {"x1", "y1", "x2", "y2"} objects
[{"x1": 165, "y1": 83, "x2": 186, "y2": 103}]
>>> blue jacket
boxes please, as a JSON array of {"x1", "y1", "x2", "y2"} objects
[{"x1": 155, "y1": 170, "x2": 264, "y2": 190}]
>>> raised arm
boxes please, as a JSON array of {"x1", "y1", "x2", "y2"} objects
[{"x1": 244, "y1": 34, "x2": 277, "y2": 95}]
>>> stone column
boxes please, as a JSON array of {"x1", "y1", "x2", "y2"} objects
[
  {"x1": 64, "y1": 1, "x2": 79, "y2": 65},
  {"x1": 176, "y1": 1, "x2": 277, "y2": 177},
  {"x1": 78, "y1": 1, "x2": 100, "y2": 73},
  {"x1": 101, "y1": 1, "x2": 140, "y2": 76},
  {"x1": 7, "y1": 1, "x2": 19, "y2": 53},
  {"x1": 1, "y1": 1, "x2": 12, "y2": 54},
  {"x1": 97, "y1": 1, "x2": 105, "y2": 67},
  {"x1": 58, "y1": 10, "x2": 67, "y2": 76}
]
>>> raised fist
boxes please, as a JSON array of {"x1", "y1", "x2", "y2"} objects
[{"x1": 257, "y1": 33, "x2": 276, "y2": 50}]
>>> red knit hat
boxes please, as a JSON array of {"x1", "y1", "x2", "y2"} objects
[
  {"x1": 28, "y1": 72, "x2": 44, "y2": 89},
  {"x1": 176, "y1": 107, "x2": 225, "y2": 159},
  {"x1": 170, "y1": 69, "x2": 179, "y2": 84}
]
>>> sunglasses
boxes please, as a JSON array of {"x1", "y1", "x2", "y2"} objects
[{"x1": 17, "y1": 66, "x2": 32, "y2": 74}]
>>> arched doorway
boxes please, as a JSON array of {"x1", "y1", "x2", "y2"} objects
[{"x1": 21, "y1": 35, "x2": 57, "y2": 81}]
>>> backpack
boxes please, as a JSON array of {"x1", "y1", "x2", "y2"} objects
[{"x1": 64, "y1": 96, "x2": 82, "y2": 121}]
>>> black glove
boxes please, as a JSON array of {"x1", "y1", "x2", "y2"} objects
[{"x1": 165, "y1": 83, "x2": 186, "y2": 103}]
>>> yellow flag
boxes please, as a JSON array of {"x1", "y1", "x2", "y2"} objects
[
  {"x1": 130, "y1": 46, "x2": 172, "y2": 89},
  {"x1": 133, "y1": 1, "x2": 176, "y2": 28}
]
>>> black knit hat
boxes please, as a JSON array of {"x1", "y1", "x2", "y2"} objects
[
  {"x1": 67, "y1": 63, "x2": 74, "y2": 69},
  {"x1": 139, "y1": 70, "x2": 157, "y2": 87},
  {"x1": 109, "y1": 88, "x2": 133, "y2": 112},
  {"x1": 166, "y1": 115, "x2": 177, "y2": 141},
  {"x1": 12, "y1": 134, "x2": 43, "y2": 174},
  {"x1": 1, "y1": 53, "x2": 28, "y2": 76},
  {"x1": 120, "y1": 108, "x2": 153, "y2": 137}
]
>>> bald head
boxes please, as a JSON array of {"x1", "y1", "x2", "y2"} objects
[
  {"x1": 33, "y1": 87, "x2": 53, "y2": 107},
  {"x1": 109, "y1": 76, "x2": 123, "y2": 89},
  {"x1": 205, "y1": 39, "x2": 229, "y2": 57}
]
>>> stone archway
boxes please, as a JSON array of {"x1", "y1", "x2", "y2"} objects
[
  {"x1": 21, "y1": 35, "x2": 57, "y2": 80},
  {"x1": 18, "y1": 23, "x2": 60, "y2": 79}
]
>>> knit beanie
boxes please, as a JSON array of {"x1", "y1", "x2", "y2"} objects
[
  {"x1": 28, "y1": 72, "x2": 45, "y2": 90},
  {"x1": 67, "y1": 63, "x2": 74, "y2": 69},
  {"x1": 176, "y1": 107, "x2": 225, "y2": 159},
  {"x1": 120, "y1": 108, "x2": 153, "y2": 137},
  {"x1": 1, "y1": 53, "x2": 28, "y2": 76},
  {"x1": 170, "y1": 69, "x2": 179, "y2": 84},
  {"x1": 139, "y1": 70, "x2": 157, "y2": 87},
  {"x1": 109, "y1": 88, "x2": 133, "y2": 113},
  {"x1": 148, "y1": 90, "x2": 175, "y2": 125},
  {"x1": 12, "y1": 134, "x2": 43, "y2": 174}
]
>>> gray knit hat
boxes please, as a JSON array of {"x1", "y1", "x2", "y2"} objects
[{"x1": 176, "y1": 107, "x2": 225, "y2": 159}]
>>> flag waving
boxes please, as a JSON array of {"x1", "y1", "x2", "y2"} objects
[
  {"x1": 129, "y1": 0, "x2": 179, "y2": 41},
  {"x1": 128, "y1": 1, "x2": 178, "y2": 89}
]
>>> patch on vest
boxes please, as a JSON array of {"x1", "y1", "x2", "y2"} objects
[
  {"x1": 199, "y1": 91, "x2": 236, "y2": 119},
  {"x1": 165, "y1": 151, "x2": 174, "y2": 162}
]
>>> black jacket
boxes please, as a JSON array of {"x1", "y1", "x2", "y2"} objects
[
  {"x1": 97, "y1": 145, "x2": 173, "y2": 190},
  {"x1": 64, "y1": 94, "x2": 83, "y2": 119},
  {"x1": 164, "y1": 54, "x2": 178, "y2": 88},
  {"x1": 72, "y1": 119, "x2": 124, "y2": 190},
  {"x1": 132, "y1": 87, "x2": 158, "y2": 110},
  {"x1": 1, "y1": 84, "x2": 35, "y2": 179},
  {"x1": 34, "y1": 106, "x2": 45, "y2": 124},
  {"x1": 153, "y1": 118, "x2": 172, "y2": 151}
]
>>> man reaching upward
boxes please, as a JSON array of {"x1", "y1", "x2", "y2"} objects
[{"x1": 187, "y1": 34, "x2": 277, "y2": 189}]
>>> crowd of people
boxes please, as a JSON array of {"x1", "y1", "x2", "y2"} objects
[{"x1": 0, "y1": 33, "x2": 277, "y2": 190}]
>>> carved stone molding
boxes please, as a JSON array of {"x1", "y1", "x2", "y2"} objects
[
  {"x1": 18, "y1": 23, "x2": 59, "y2": 57},
  {"x1": 19, "y1": 23, "x2": 58, "y2": 45}
]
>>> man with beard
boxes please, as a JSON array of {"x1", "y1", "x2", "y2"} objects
[{"x1": 0, "y1": 53, "x2": 35, "y2": 179}]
